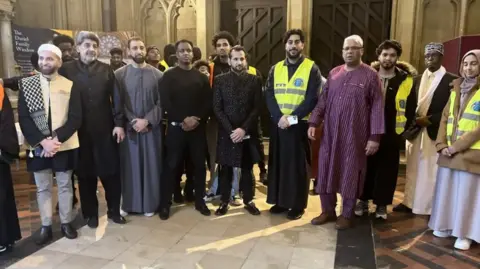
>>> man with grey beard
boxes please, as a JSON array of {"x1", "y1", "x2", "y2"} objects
[{"x1": 59, "y1": 31, "x2": 127, "y2": 228}]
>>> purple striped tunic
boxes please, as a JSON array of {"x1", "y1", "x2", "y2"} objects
[{"x1": 309, "y1": 64, "x2": 384, "y2": 199}]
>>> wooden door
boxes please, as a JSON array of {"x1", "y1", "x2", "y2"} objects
[
  {"x1": 221, "y1": 0, "x2": 287, "y2": 137},
  {"x1": 311, "y1": 0, "x2": 393, "y2": 75},
  {"x1": 221, "y1": 0, "x2": 287, "y2": 77}
]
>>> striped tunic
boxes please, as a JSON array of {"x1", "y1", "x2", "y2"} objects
[{"x1": 309, "y1": 64, "x2": 384, "y2": 199}]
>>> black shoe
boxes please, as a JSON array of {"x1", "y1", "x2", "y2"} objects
[
  {"x1": 287, "y1": 209, "x2": 305, "y2": 220},
  {"x1": 108, "y1": 215, "x2": 127, "y2": 224},
  {"x1": 392, "y1": 203, "x2": 412, "y2": 213},
  {"x1": 195, "y1": 203, "x2": 212, "y2": 216},
  {"x1": 259, "y1": 172, "x2": 268, "y2": 185},
  {"x1": 244, "y1": 202, "x2": 261, "y2": 215},
  {"x1": 269, "y1": 205, "x2": 288, "y2": 214},
  {"x1": 159, "y1": 207, "x2": 170, "y2": 220},
  {"x1": 173, "y1": 193, "x2": 184, "y2": 204},
  {"x1": 184, "y1": 192, "x2": 195, "y2": 203},
  {"x1": 35, "y1": 226, "x2": 53, "y2": 245},
  {"x1": 215, "y1": 203, "x2": 229, "y2": 216},
  {"x1": 0, "y1": 245, "x2": 6, "y2": 253},
  {"x1": 86, "y1": 217, "x2": 99, "y2": 228},
  {"x1": 61, "y1": 223, "x2": 78, "y2": 239}
]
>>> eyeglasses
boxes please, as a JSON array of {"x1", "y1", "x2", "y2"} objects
[{"x1": 342, "y1": 46, "x2": 363, "y2": 51}]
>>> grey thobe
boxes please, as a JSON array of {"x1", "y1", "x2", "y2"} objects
[{"x1": 115, "y1": 65, "x2": 163, "y2": 213}]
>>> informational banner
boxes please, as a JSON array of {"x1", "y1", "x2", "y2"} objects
[{"x1": 11, "y1": 24, "x2": 137, "y2": 74}]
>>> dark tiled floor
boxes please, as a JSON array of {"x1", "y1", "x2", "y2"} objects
[{"x1": 373, "y1": 169, "x2": 480, "y2": 269}]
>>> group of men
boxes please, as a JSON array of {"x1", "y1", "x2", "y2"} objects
[{"x1": 0, "y1": 26, "x2": 459, "y2": 251}]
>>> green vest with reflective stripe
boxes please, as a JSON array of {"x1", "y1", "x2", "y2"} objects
[
  {"x1": 273, "y1": 58, "x2": 314, "y2": 120},
  {"x1": 446, "y1": 90, "x2": 480, "y2": 149},
  {"x1": 395, "y1": 76, "x2": 414, "y2": 134}
]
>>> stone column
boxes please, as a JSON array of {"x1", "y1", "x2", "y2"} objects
[
  {"x1": 0, "y1": 10, "x2": 15, "y2": 78},
  {"x1": 102, "y1": 0, "x2": 112, "y2": 32},
  {"x1": 286, "y1": 0, "x2": 313, "y2": 56},
  {"x1": 196, "y1": 0, "x2": 220, "y2": 58}
]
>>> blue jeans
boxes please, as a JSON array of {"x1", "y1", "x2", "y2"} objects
[{"x1": 207, "y1": 165, "x2": 239, "y2": 197}]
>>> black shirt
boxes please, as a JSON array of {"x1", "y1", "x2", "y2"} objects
[{"x1": 159, "y1": 66, "x2": 212, "y2": 123}]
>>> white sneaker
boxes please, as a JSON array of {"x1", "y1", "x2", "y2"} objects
[
  {"x1": 144, "y1": 212, "x2": 155, "y2": 217},
  {"x1": 354, "y1": 201, "x2": 368, "y2": 216},
  {"x1": 433, "y1": 230, "x2": 450, "y2": 238},
  {"x1": 454, "y1": 238, "x2": 472, "y2": 250},
  {"x1": 375, "y1": 206, "x2": 387, "y2": 220},
  {"x1": 120, "y1": 209, "x2": 128, "y2": 217},
  {"x1": 229, "y1": 196, "x2": 242, "y2": 206}
]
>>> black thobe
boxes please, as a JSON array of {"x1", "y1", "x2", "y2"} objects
[
  {"x1": 361, "y1": 64, "x2": 417, "y2": 206},
  {"x1": 59, "y1": 60, "x2": 124, "y2": 218},
  {"x1": 213, "y1": 71, "x2": 262, "y2": 203},
  {"x1": 0, "y1": 89, "x2": 21, "y2": 247},
  {"x1": 264, "y1": 56, "x2": 322, "y2": 210}
]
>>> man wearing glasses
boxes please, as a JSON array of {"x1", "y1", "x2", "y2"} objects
[{"x1": 308, "y1": 35, "x2": 384, "y2": 230}]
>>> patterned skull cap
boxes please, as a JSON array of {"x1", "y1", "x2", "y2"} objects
[{"x1": 425, "y1": 42, "x2": 444, "y2": 55}]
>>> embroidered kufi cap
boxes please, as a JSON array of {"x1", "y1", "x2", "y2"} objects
[
  {"x1": 425, "y1": 42, "x2": 444, "y2": 55},
  {"x1": 37, "y1": 44, "x2": 62, "y2": 59}
]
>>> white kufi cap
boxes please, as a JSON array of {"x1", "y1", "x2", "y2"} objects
[{"x1": 37, "y1": 44, "x2": 62, "y2": 59}]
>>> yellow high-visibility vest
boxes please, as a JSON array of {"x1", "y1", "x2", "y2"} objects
[
  {"x1": 160, "y1": 60, "x2": 169, "y2": 70},
  {"x1": 273, "y1": 58, "x2": 314, "y2": 120},
  {"x1": 209, "y1": 62, "x2": 258, "y2": 87},
  {"x1": 395, "y1": 76, "x2": 414, "y2": 134},
  {"x1": 447, "y1": 90, "x2": 480, "y2": 149}
]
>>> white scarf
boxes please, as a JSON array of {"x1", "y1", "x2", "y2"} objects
[{"x1": 416, "y1": 66, "x2": 446, "y2": 116}]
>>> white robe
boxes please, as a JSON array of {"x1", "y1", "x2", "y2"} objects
[{"x1": 404, "y1": 67, "x2": 446, "y2": 215}]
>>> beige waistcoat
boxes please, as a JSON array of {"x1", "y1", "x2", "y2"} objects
[{"x1": 39, "y1": 74, "x2": 79, "y2": 152}]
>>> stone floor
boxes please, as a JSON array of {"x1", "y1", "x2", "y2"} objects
[{"x1": 1, "y1": 160, "x2": 479, "y2": 269}]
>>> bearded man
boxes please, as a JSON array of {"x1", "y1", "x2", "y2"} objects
[
  {"x1": 355, "y1": 40, "x2": 417, "y2": 220},
  {"x1": 115, "y1": 37, "x2": 163, "y2": 217}
]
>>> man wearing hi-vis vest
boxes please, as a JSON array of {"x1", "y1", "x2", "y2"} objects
[
  {"x1": 265, "y1": 29, "x2": 322, "y2": 220},
  {"x1": 355, "y1": 40, "x2": 417, "y2": 220}
]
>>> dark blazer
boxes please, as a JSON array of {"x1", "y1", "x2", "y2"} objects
[
  {"x1": 213, "y1": 71, "x2": 262, "y2": 168},
  {"x1": 414, "y1": 72, "x2": 457, "y2": 141},
  {"x1": 59, "y1": 60, "x2": 123, "y2": 178}
]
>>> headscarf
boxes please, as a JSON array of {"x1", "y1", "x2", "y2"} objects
[{"x1": 459, "y1": 50, "x2": 480, "y2": 107}]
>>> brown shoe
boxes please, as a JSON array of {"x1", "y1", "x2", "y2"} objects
[
  {"x1": 335, "y1": 216, "x2": 353, "y2": 230},
  {"x1": 311, "y1": 213, "x2": 337, "y2": 225}
]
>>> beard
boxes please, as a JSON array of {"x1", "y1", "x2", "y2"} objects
[
  {"x1": 81, "y1": 54, "x2": 97, "y2": 64},
  {"x1": 380, "y1": 61, "x2": 395, "y2": 70},
  {"x1": 287, "y1": 49, "x2": 302, "y2": 59},
  {"x1": 132, "y1": 55, "x2": 146, "y2": 64},
  {"x1": 232, "y1": 64, "x2": 245, "y2": 72},
  {"x1": 40, "y1": 66, "x2": 56, "y2": 75}
]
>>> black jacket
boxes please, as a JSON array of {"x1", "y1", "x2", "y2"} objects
[
  {"x1": 413, "y1": 71, "x2": 457, "y2": 141},
  {"x1": 59, "y1": 60, "x2": 123, "y2": 178},
  {"x1": 370, "y1": 61, "x2": 418, "y2": 136},
  {"x1": 213, "y1": 71, "x2": 262, "y2": 167}
]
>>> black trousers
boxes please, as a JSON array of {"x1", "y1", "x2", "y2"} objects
[
  {"x1": 79, "y1": 173, "x2": 121, "y2": 218},
  {"x1": 161, "y1": 124, "x2": 207, "y2": 207},
  {"x1": 360, "y1": 134, "x2": 400, "y2": 206},
  {"x1": 219, "y1": 165, "x2": 254, "y2": 204},
  {"x1": 257, "y1": 120, "x2": 267, "y2": 174},
  {"x1": 174, "y1": 157, "x2": 194, "y2": 196}
]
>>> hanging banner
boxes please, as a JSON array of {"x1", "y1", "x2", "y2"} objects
[{"x1": 11, "y1": 24, "x2": 137, "y2": 75}]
